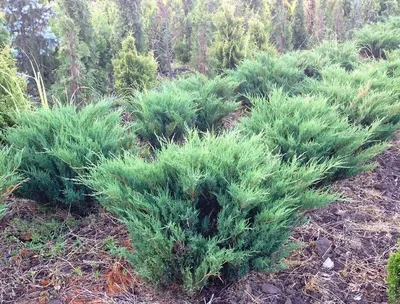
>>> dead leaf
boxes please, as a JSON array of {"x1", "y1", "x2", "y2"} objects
[{"x1": 20, "y1": 232, "x2": 33, "y2": 242}]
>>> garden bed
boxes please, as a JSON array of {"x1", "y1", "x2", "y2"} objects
[{"x1": 1, "y1": 135, "x2": 400, "y2": 304}]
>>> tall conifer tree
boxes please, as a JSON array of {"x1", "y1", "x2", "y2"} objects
[{"x1": 293, "y1": 0, "x2": 308, "y2": 49}]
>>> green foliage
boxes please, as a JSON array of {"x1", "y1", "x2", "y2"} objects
[
  {"x1": 127, "y1": 85, "x2": 197, "y2": 147},
  {"x1": 244, "y1": 17, "x2": 277, "y2": 57},
  {"x1": 52, "y1": 0, "x2": 101, "y2": 102},
  {"x1": 116, "y1": 0, "x2": 145, "y2": 53},
  {"x1": 227, "y1": 53, "x2": 304, "y2": 98},
  {"x1": 51, "y1": 14, "x2": 92, "y2": 102},
  {"x1": 313, "y1": 40, "x2": 359, "y2": 71},
  {"x1": 126, "y1": 74, "x2": 238, "y2": 147},
  {"x1": 113, "y1": 35, "x2": 157, "y2": 96},
  {"x1": 270, "y1": 0, "x2": 292, "y2": 52},
  {"x1": 91, "y1": 0, "x2": 121, "y2": 94},
  {"x1": 85, "y1": 131, "x2": 335, "y2": 291},
  {"x1": 293, "y1": 40, "x2": 359, "y2": 79},
  {"x1": 3, "y1": 0, "x2": 58, "y2": 83},
  {"x1": 173, "y1": 74, "x2": 239, "y2": 130},
  {"x1": 356, "y1": 17, "x2": 400, "y2": 59},
  {"x1": 59, "y1": 0, "x2": 94, "y2": 45},
  {"x1": 292, "y1": 0, "x2": 308, "y2": 49},
  {"x1": 388, "y1": 241, "x2": 400, "y2": 304},
  {"x1": 0, "y1": 47, "x2": 28, "y2": 129},
  {"x1": 238, "y1": 89, "x2": 386, "y2": 181},
  {"x1": 0, "y1": 146, "x2": 22, "y2": 220},
  {"x1": 0, "y1": 15, "x2": 10, "y2": 48},
  {"x1": 212, "y1": 4, "x2": 245, "y2": 70},
  {"x1": 302, "y1": 62, "x2": 400, "y2": 141},
  {"x1": 5, "y1": 99, "x2": 131, "y2": 211},
  {"x1": 189, "y1": 0, "x2": 214, "y2": 74}
]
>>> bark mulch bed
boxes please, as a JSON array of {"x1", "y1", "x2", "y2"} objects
[{"x1": 1, "y1": 136, "x2": 400, "y2": 304}]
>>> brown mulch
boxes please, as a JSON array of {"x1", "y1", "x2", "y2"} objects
[{"x1": 1, "y1": 136, "x2": 400, "y2": 304}]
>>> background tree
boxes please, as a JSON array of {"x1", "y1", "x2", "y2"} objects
[
  {"x1": 0, "y1": 14, "x2": 10, "y2": 47},
  {"x1": 349, "y1": 0, "x2": 363, "y2": 35},
  {"x1": 174, "y1": 0, "x2": 194, "y2": 64},
  {"x1": 149, "y1": 0, "x2": 183, "y2": 79},
  {"x1": 244, "y1": 16, "x2": 274, "y2": 56},
  {"x1": 333, "y1": 0, "x2": 345, "y2": 40},
  {"x1": 2, "y1": 0, "x2": 58, "y2": 83},
  {"x1": 112, "y1": 35, "x2": 157, "y2": 95},
  {"x1": 51, "y1": 15, "x2": 88, "y2": 102},
  {"x1": 0, "y1": 47, "x2": 28, "y2": 129},
  {"x1": 306, "y1": 0, "x2": 316, "y2": 39},
  {"x1": 116, "y1": 0, "x2": 145, "y2": 52},
  {"x1": 190, "y1": 0, "x2": 214, "y2": 74},
  {"x1": 212, "y1": 3, "x2": 245, "y2": 70},
  {"x1": 293, "y1": 0, "x2": 308, "y2": 49},
  {"x1": 313, "y1": 0, "x2": 327, "y2": 43},
  {"x1": 91, "y1": 0, "x2": 120, "y2": 93},
  {"x1": 52, "y1": 0, "x2": 102, "y2": 101},
  {"x1": 271, "y1": 0, "x2": 292, "y2": 52}
]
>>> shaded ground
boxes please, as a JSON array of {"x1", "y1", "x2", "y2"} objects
[{"x1": 1, "y1": 136, "x2": 399, "y2": 304}]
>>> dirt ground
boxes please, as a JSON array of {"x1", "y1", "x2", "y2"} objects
[{"x1": 1, "y1": 136, "x2": 399, "y2": 304}]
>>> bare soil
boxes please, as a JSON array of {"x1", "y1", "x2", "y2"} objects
[{"x1": 1, "y1": 136, "x2": 399, "y2": 304}]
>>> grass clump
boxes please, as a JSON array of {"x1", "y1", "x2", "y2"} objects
[
  {"x1": 5, "y1": 99, "x2": 131, "y2": 212},
  {"x1": 238, "y1": 90, "x2": 386, "y2": 182},
  {"x1": 85, "y1": 131, "x2": 335, "y2": 292}
]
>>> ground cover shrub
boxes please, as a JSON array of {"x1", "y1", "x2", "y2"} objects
[
  {"x1": 387, "y1": 241, "x2": 400, "y2": 303},
  {"x1": 85, "y1": 131, "x2": 336, "y2": 292},
  {"x1": 0, "y1": 146, "x2": 22, "y2": 220},
  {"x1": 356, "y1": 17, "x2": 400, "y2": 59},
  {"x1": 5, "y1": 99, "x2": 131, "y2": 212},
  {"x1": 126, "y1": 75, "x2": 239, "y2": 148},
  {"x1": 238, "y1": 90, "x2": 387, "y2": 182},
  {"x1": 313, "y1": 41, "x2": 359, "y2": 71},
  {"x1": 301, "y1": 63, "x2": 400, "y2": 141},
  {"x1": 226, "y1": 53, "x2": 305, "y2": 99},
  {"x1": 126, "y1": 85, "x2": 198, "y2": 148},
  {"x1": 172, "y1": 74, "x2": 239, "y2": 131},
  {"x1": 0, "y1": 47, "x2": 28, "y2": 130},
  {"x1": 293, "y1": 40, "x2": 359, "y2": 79}
]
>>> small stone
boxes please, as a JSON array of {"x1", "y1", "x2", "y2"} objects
[
  {"x1": 364, "y1": 283, "x2": 373, "y2": 291},
  {"x1": 47, "y1": 300, "x2": 62, "y2": 304},
  {"x1": 261, "y1": 283, "x2": 281, "y2": 294},
  {"x1": 53, "y1": 285, "x2": 61, "y2": 291},
  {"x1": 323, "y1": 257, "x2": 334, "y2": 269},
  {"x1": 333, "y1": 209, "x2": 347, "y2": 216},
  {"x1": 349, "y1": 238, "x2": 362, "y2": 251},
  {"x1": 354, "y1": 294, "x2": 363, "y2": 301},
  {"x1": 316, "y1": 237, "x2": 332, "y2": 257},
  {"x1": 292, "y1": 297, "x2": 306, "y2": 304},
  {"x1": 245, "y1": 283, "x2": 252, "y2": 294}
]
